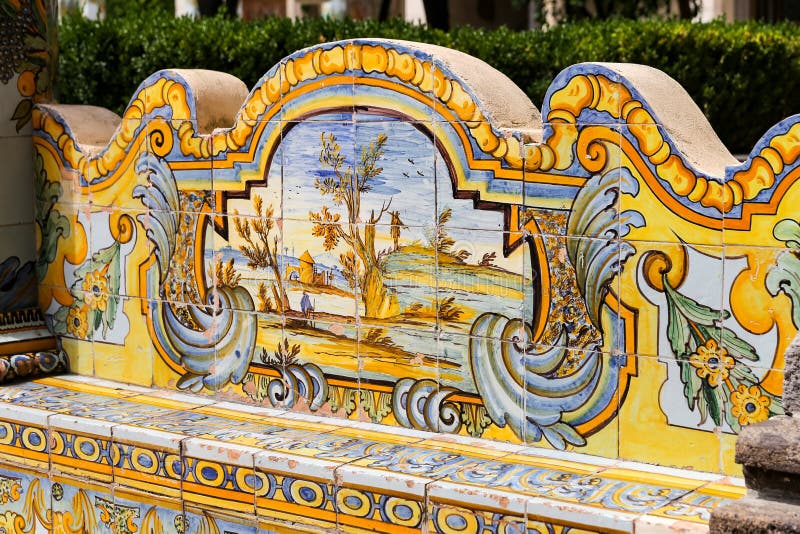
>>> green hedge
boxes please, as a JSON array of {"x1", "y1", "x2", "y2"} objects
[{"x1": 58, "y1": 13, "x2": 800, "y2": 154}]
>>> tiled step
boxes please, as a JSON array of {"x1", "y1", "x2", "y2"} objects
[{"x1": 0, "y1": 375, "x2": 744, "y2": 533}]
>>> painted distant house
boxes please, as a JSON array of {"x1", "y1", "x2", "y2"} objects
[{"x1": 285, "y1": 250, "x2": 332, "y2": 286}]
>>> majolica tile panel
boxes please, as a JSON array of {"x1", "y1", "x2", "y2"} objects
[{"x1": 28, "y1": 39, "x2": 800, "y2": 474}]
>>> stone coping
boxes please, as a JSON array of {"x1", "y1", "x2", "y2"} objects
[{"x1": 0, "y1": 374, "x2": 745, "y2": 533}]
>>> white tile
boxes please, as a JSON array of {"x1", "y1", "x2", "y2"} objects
[
  {"x1": 112, "y1": 423, "x2": 184, "y2": 451},
  {"x1": 206, "y1": 400, "x2": 286, "y2": 418},
  {"x1": 48, "y1": 413, "x2": 114, "y2": 437},
  {"x1": 255, "y1": 450, "x2": 339, "y2": 482},
  {"x1": 423, "y1": 433, "x2": 528, "y2": 455},
  {"x1": 183, "y1": 436, "x2": 257, "y2": 467},
  {"x1": 0, "y1": 403, "x2": 52, "y2": 426},
  {"x1": 526, "y1": 496, "x2": 637, "y2": 533},
  {"x1": 634, "y1": 514, "x2": 709, "y2": 533},
  {"x1": 428, "y1": 480, "x2": 526, "y2": 515},
  {"x1": 614, "y1": 460, "x2": 720, "y2": 482},
  {"x1": 517, "y1": 445, "x2": 619, "y2": 467},
  {"x1": 335, "y1": 463, "x2": 428, "y2": 498},
  {"x1": 55, "y1": 374, "x2": 152, "y2": 395},
  {"x1": 142, "y1": 388, "x2": 217, "y2": 406}
]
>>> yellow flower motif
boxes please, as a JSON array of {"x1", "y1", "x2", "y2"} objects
[
  {"x1": 731, "y1": 385, "x2": 771, "y2": 426},
  {"x1": 689, "y1": 339, "x2": 734, "y2": 387},
  {"x1": 66, "y1": 305, "x2": 89, "y2": 339},
  {"x1": 82, "y1": 270, "x2": 109, "y2": 311}
]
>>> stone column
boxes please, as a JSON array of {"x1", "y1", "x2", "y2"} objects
[
  {"x1": 710, "y1": 332, "x2": 800, "y2": 532},
  {"x1": 0, "y1": 0, "x2": 65, "y2": 379}
]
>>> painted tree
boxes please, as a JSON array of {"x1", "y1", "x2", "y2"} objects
[
  {"x1": 309, "y1": 132, "x2": 398, "y2": 319},
  {"x1": 389, "y1": 210, "x2": 407, "y2": 252},
  {"x1": 233, "y1": 195, "x2": 289, "y2": 312}
]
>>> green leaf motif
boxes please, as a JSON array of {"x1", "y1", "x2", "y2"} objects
[
  {"x1": 766, "y1": 250, "x2": 800, "y2": 330},
  {"x1": 719, "y1": 327, "x2": 758, "y2": 362},
  {"x1": 773, "y1": 219, "x2": 800, "y2": 250},
  {"x1": 12, "y1": 99, "x2": 32, "y2": 132},
  {"x1": 660, "y1": 271, "x2": 780, "y2": 434},
  {"x1": 461, "y1": 404, "x2": 492, "y2": 438},
  {"x1": 34, "y1": 150, "x2": 71, "y2": 281},
  {"x1": 360, "y1": 390, "x2": 392, "y2": 423}
]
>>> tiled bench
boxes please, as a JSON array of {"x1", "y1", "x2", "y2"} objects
[{"x1": 0, "y1": 375, "x2": 743, "y2": 533}]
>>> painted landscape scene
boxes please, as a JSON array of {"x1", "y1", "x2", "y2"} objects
[{"x1": 209, "y1": 112, "x2": 529, "y2": 392}]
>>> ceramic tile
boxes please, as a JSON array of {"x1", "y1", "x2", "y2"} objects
[
  {"x1": 263, "y1": 317, "x2": 356, "y2": 420},
  {"x1": 254, "y1": 451, "x2": 340, "y2": 531},
  {"x1": 361, "y1": 40, "x2": 433, "y2": 121},
  {"x1": 526, "y1": 495, "x2": 636, "y2": 533},
  {"x1": 543, "y1": 65, "x2": 625, "y2": 127},
  {"x1": 198, "y1": 399, "x2": 286, "y2": 418},
  {"x1": 181, "y1": 438, "x2": 257, "y2": 520},
  {"x1": 277, "y1": 218, "x2": 358, "y2": 326},
  {"x1": 416, "y1": 432, "x2": 527, "y2": 460},
  {"x1": 621, "y1": 240, "x2": 724, "y2": 360},
  {"x1": 93, "y1": 313, "x2": 155, "y2": 386},
  {"x1": 282, "y1": 117, "x2": 355, "y2": 222},
  {"x1": 89, "y1": 120, "x2": 152, "y2": 210},
  {"x1": 354, "y1": 116, "x2": 437, "y2": 229},
  {"x1": 209, "y1": 211, "x2": 282, "y2": 314},
  {"x1": 112, "y1": 423, "x2": 184, "y2": 499},
  {"x1": 48, "y1": 413, "x2": 115, "y2": 483},
  {"x1": 618, "y1": 354, "x2": 722, "y2": 473},
  {"x1": 51, "y1": 473, "x2": 113, "y2": 532},
  {"x1": 515, "y1": 446, "x2": 619, "y2": 469},
  {"x1": 280, "y1": 43, "x2": 353, "y2": 120},
  {"x1": 0, "y1": 73, "x2": 35, "y2": 137},
  {"x1": 428, "y1": 479, "x2": 528, "y2": 516},
  {"x1": 0, "y1": 465, "x2": 51, "y2": 531},
  {"x1": 545, "y1": 465, "x2": 703, "y2": 516},
  {"x1": 633, "y1": 514, "x2": 710, "y2": 533},
  {"x1": 435, "y1": 228, "x2": 525, "y2": 341},
  {"x1": 183, "y1": 504, "x2": 259, "y2": 534},
  {"x1": 213, "y1": 117, "x2": 281, "y2": 215},
  {"x1": 113, "y1": 487, "x2": 186, "y2": 534},
  {"x1": 129, "y1": 389, "x2": 218, "y2": 408},
  {"x1": 436, "y1": 158, "x2": 515, "y2": 235},
  {"x1": 47, "y1": 374, "x2": 154, "y2": 394},
  {"x1": 522, "y1": 137, "x2": 580, "y2": 215},
  {"x1": 354, "y1": 224, "x2": 438, "y2": 334},
  {"x1": 334, "y1": 463, "x2": 427, "y2": 533},
  {"x1": 720, "y1": 244, "x2": 791, "y2": 372},
  {"x1": 357, "y1": 324, "x2": 438, "y2": 406},
  {"x1": 0, "y1": 404, "x2": 51, "y2": 470},
  {"x1": 427, "y1": 500, "x2": 527, "y2": 534}
]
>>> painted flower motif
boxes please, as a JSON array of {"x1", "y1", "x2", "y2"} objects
[
  {"x1": 81, "y1": 270, "x2": 109, "y2": 311},
  {"x1": 66, "y1": 305, "x2": 89, "y2": 339},
  {"x1": 689, "y1": 339, "x2": 734, "y2": 387},
  {"x1": 731, "y1": 385, "x2": 771, "y2": 425}
]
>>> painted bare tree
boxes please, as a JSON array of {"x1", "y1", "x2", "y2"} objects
[
  {"x1": 233, "y1": 196, "x2": 289, "y2": 312},
  {"x1": 309, "y1": 132, "x2": 398, "y2": 318}
]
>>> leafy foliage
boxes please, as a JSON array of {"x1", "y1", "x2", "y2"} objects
[
  {"x1": 661, "y1": 273, "x2": 782, "y2": 431},
  {"x1": 310, "y1": 131, "x2": 396, "y2": 318},
  {"x1": 210, "y1": 257, "x2": 241, "y2": 288},
  {"x1": 261, "y1": 338, "x2": 301, "y2": 366},
  {"x1": 34, "y1": 151, "x2": 69, "y2": 281},
  {"x1": 58, "y1": 14, "x2": 800, "y2": 154},
  {"x1": 232, "y1": 195, "x2": 288, "y2": 312}
]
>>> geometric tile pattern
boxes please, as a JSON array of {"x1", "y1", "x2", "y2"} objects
[{"x1": 0, "y1": 376, "x2": 745, "y2": 532}]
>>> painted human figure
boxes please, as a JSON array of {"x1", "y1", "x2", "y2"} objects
[{"x1": 300, "y1": 290, "x2": 313, "y2": 319}]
